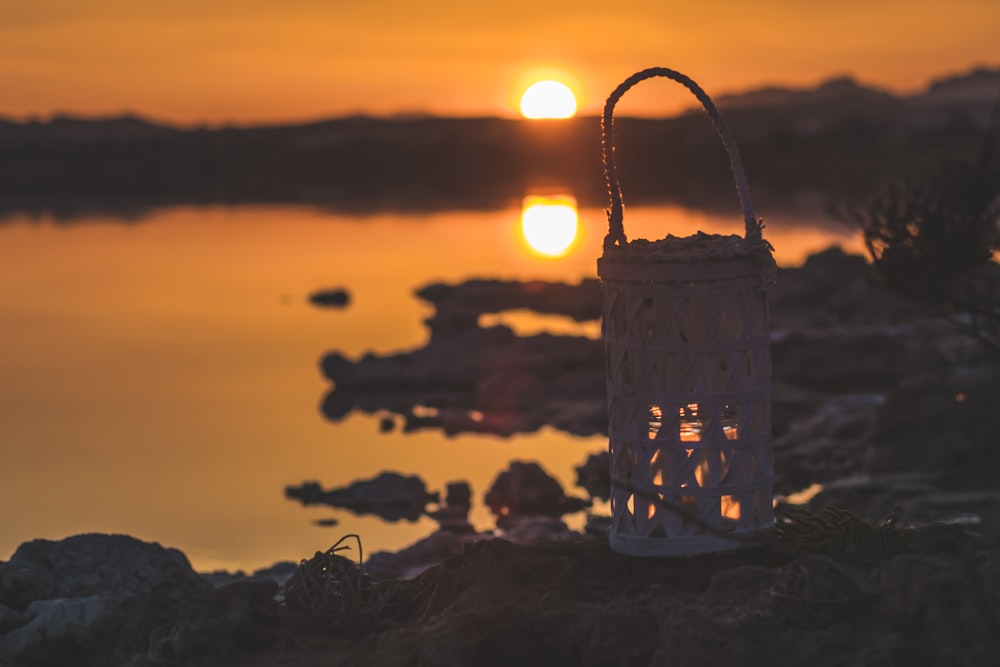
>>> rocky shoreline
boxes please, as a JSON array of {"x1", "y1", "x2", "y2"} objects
[
  {"x1": 1, "y1": 518, "x2": 997, "y2": 666},
  {"x1": 4, "y1": 245, "x2": 999, "y2": 665}
]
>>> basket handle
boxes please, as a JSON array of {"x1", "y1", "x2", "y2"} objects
[{"x1": 602, "y1": 67, "x2": 763, "y2": 250}]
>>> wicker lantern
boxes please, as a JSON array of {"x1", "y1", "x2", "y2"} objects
[{"x1": 599, "y1": 68, "x2": 777, "y2": 557}]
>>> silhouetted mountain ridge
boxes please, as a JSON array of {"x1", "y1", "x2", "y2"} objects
[{"x1": 0, "y1": 66, "x2": 996, "y2": 218}]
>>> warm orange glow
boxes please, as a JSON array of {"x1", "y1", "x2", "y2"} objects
[
  {"x1": 0, "y1": 3, "x2": 996, "y2": 122},
  {"x1": 520, "y1": 195, "x2": 579, "y2": 257},
  {"x1": 721, "y1": 495, "x2": 741, "y2": 521},
  {"x1": 0, "y1": 204, "x2": 610, "y2": 570},
  {"x1": 779, "y1": 483, "x2": 825, "y2": 506},
  {"x1": 694, "y1": 458, "x2": 708, "y2": 488},
  {"x1": 680, "y1": 403, "x2": 703, "y2": 442},
  {"x1": 0, "y1": 200, "x2": 927, "y2": 569},
  {"x1": 519, "y1": 80, "x2": 577, "y2": 119},
  {"x1": 650, "y1": 448, "x2": 666, "y2": 486}
]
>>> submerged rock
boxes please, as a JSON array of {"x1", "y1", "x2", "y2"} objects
[
  {"x1": 574, "y1": 451, "x2": 611, "y2": 500},
  {"x1": 484, "y1": 461, "x2": 589, "y2": 527},
  {"x1": 427, "y1": 481, "x2": 475, "y2": 534},
  {"x1": 308, "y1": 287, "x2": 351, "y2": 308},
  {"x1": 285, "y1": 472, "x2": 440, "y2": 522},
  {"x1": 320, "y1": 324, "x2": 607, "y2": 437},
  {"x1": 444, "y1": 481, "x2": 472, "y2": 508},
  {"x1": 318, "y1": 249, "x2": 989, "y2": 439},
  {"x1": 417, "y1": 278, "x2": 603, "y2": 327}
]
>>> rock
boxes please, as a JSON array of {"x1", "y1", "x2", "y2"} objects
[
  {"x1": 771, "y1": 325, "x2": 952, "y2": 393},
  {"x1": 0, "y1": 533, "x2": 210, "y2": 666},
  {"x1": 484, "y1": 461, "x2": 589, "y2": 527},
  {"x1": 499, "y1": 516, "x2": 581, "y2": 545},
  {"x1": 317, "y1": 248, "x2": 991, "y2": 441},
  {"x1": 313, "y1": 517, "x2": 340, "y2": 527},
  {"x1": 308, "y1": 287, "x2": 350, "y2": 308},
  {"x1": 364, "y1": 531, "x2": 470, "y2": 581},
  {"x1": 378, "y1": 416, "x2": 396, "y2": 433},
  {"x1": 145, "y1": 581, "x2": 280, "y2": 666},
  {"x1": 283, "y1": 480, "x2": 324, "y2": 505},
  {"x1": 788, "y1": 366, "x2": 1000, "y2": 531},
  {"x1": 251, "y1": 561, "x2": 298, "y2": 587},
  {"x1": 584, "y1": 514, "x2": 612, "y2": 537},
  {"x1": 0, "y1": 534, "x2": 208, "y2": 610},
  {"x1": 444, "y1": 481, "x2": 472, "y2": 507},
  {"x1": 0, "y1": 596, "x2": 111, "y2": 662},
  {"x1": 769, "y1": 555, "x2": 861, "y2": 628},
  {"x1": 574, "y1": 451, "x2": 610, "y2": 500},
  {"x1": 703, "y1": 564, "x2": 778, "y2": 613},
  {"x1": 427, "y1": 505, "x2": 476, "y2": 535},
  {"x1": 425, "y1": 481, "x2": 475, "y2": 534},
  {"x1": 200, "y1": 561, "x2": 299, "y2": 589},
  {"x1": 876, "y1": 549, "x2": 1000, "y2": 666},
  {"x1": 285, "y1": 472, "x2": 440, "y2": 522},
  {"x1": 0, "y1": 603, "x2": 24, "y2": 634},
  {"x1": 75, "y1": 523, "x2": 1000, "y2": 666},
  {"x1": 771, "y1": 392, "x2": 882, "y2": 494},
  {"x1": 770, "y1": 381, "x2": 826, "y2": 439},
  {"x1": 416, "y1": 278, "x2": 603, "y2": 327},
  {"x1": 319, "y1": 312, "x2": 607, "y2": 438},
  {"x1": 769, "y1": 246, "x2": 932, "y2": 331},
  {"x1": 864, "y1": 369, "x2": 1000, "y2": 486}
]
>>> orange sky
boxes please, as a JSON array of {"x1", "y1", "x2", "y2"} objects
[{"x1": 1, "y1": 0, "x2": 998, "y2": 125}]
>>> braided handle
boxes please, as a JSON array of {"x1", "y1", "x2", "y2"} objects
[{"x1": 602, "y1": 67, "x2": 762, "y2": 250}]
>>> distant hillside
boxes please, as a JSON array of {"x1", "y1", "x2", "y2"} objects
[{"x1": 0, "y1": 67, "x2": 996, "y2": 219}]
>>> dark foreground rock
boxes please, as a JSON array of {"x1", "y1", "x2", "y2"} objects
[
  {"x1": 5, "y1": 518, "x2": 998, "y2": 666},
  {"x1": 200, "y1": 561, "x2": 299, "y2": 589},
  {"x1": 799, "y1": 367, "x2": 1000, "y2": 543},
  {"x1": 0, "y1": 534, "x2": 210, "y2": 667},
  {"x1": 131, "y1": 521, "x2": 997, "y2": 667},
  {"x1": 364, "y1": 531, "x2": 470, "y2": 581},
  {"x1": 143, "y1": 580, "x2": 281, "y2": 666}
]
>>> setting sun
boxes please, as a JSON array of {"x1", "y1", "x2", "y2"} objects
[
  {"x1": 519, "y1": 81, "x2": 578, "y2": 119},
  {"x1": 520, "y1": 195, "x2": 580, "y2": 257}
]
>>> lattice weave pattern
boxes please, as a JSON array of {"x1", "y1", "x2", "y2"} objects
[{"x1": 600, "y1": 260, "x2": 774, "y2": 556}]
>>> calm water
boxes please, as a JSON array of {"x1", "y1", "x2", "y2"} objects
[{"x1": 0, "y1": 202, "x2": 861, "y2": 572}]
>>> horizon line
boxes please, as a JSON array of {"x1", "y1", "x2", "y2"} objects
[{"x1": 2, "y1": 63, "x2": 997, "y2": 131}]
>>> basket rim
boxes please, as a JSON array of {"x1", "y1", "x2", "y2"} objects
[{"x1": 597, "y1": 255, "x2": 771, "y2": 281}]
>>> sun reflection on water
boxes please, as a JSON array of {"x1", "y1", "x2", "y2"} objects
[{"x1": 520, "y1": 195, "x2": 579, "y2": 257}]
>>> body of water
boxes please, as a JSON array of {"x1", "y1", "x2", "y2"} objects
[{"x1": 0, "y1": 201, "x2": 862, "y2": 572}]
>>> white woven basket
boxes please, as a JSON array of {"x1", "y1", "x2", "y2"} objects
[{"x1": 598, "y1": 68, "x2": 777, "y2": 557}]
